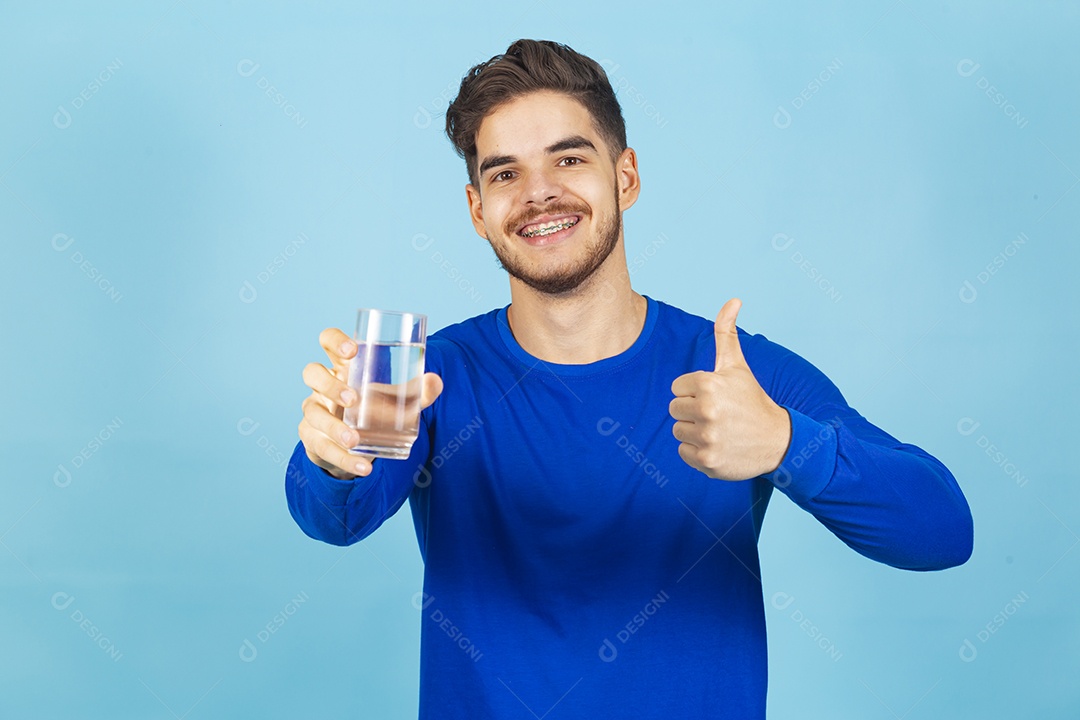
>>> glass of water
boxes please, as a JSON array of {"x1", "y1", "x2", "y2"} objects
[{"x1": 343, "y1": 308, "x2": 427, "y2": 460}]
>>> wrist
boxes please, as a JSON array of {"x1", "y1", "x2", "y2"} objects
[
  {"x1": 326, "y1": 467, "x2": 359, "y2": 481},
  {"x1": 764, "y1": 405, "x2": 793, "y2": 475}
]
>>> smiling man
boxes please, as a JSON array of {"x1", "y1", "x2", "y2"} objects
[{"x1": 285, "y1": 39, "x2": 973, "y2": 719}]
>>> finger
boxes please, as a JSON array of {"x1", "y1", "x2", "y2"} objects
[
  {"x1": 319, "y1": 327, "x2": 357, "y2": 370},
  {"x1": 671, "y1": 370, "x2": 708, "y2": 398},
  {"x1": 419, "y1": 372, "x2": 444, "y2": 411},
  {"x1": 671, "y1": 418, "x2": 703, "y2": 446},
  {"x1": 675, "y1": 441, "x2": 703, "y2": 471},
  {"x1": 668, "y1": 396, "x2": 703, "y2": 422},
  {"x1": 302, "y1": 362, "x2": 357, "y2": 412},
  {"x1": 299, "y1": 413, "x2": 375, "y2": 478},
  {"x1": 302, "y1": 394, "x2": 362, "y2": 450},
  {"x1": 713, "y1": 297, "x2": 747, "y2": 372}
]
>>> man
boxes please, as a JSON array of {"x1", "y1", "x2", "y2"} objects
[{"x1": 286, "y1": 39, "x2": 973, "y2": 718}]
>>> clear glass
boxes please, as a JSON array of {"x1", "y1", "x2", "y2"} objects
[{"x1": 343, "y1": 308, "x2": 427, "y2": 459}]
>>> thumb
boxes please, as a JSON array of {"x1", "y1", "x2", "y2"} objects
[
  {"x1": 713, "y1": 298, "x2": 746, "y2": 371},
  {"x1": 420, "y1": 372, "x2": 444, "y2": 411}
]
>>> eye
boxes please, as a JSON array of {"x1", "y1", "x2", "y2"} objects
[
  {"x1": 492, "y1": 170, "x2": 514, "y2": 182},
  {"x1": 560, "y1": 156, "x2": 582, "y2": 166}
]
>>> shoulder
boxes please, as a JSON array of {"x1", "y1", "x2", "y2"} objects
[
  {"x1": 424, "y1": 306, "x2": 505, "y2": 373},
  {"x1": 652, "y1": 296, "x2": 795, "y2": 366},
  {"x1": 653, "y1": 297, "x2": 839, "y2": 398}
]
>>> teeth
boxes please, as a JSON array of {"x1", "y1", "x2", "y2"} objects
[{"x1": 521, "y1": 217, "x2": 579, "y2": 238}]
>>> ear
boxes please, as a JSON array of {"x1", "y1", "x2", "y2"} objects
[
  {"x1": 616, "y1": 147, "x2": 641, "y2": 212},
  {"x1": 465, "y1": 183, "x2": 488, "y2": 239}
]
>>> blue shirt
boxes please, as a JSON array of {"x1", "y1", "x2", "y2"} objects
[{"x1": 285, "y1": 294, "x2": 973, "y2": 718}]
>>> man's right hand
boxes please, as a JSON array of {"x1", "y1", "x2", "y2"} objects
[{"x1": 298, "y1": 327, "x2": 444, "y2": 480}]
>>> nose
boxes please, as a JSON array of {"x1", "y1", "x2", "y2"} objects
[{"x1": 520, "y1": 165, "x2": 561, "y2": 205}]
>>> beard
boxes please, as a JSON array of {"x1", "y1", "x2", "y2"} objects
[{"x1": 487, "y1": 183, "x2": 622, "y2": 296}]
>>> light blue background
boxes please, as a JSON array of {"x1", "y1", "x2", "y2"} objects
[{"x1": 3, "y1": 1, "x2": 1077, "y2": 717}]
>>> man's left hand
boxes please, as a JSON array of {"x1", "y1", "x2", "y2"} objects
[{"x1": 669, "y1": 298, "x2": 793, "y2": 481}]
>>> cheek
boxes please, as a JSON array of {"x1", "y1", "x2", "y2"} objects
[
  {"x1": 484, "y1": 200, "x2": 515, "y2": 232},
  {"x1": 578, "y1": 181, "x2": 613, "y2": 211}
]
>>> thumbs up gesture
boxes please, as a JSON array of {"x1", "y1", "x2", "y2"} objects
[{"x1": 669, "y1": 298, "x2": 793, "y2": 481}]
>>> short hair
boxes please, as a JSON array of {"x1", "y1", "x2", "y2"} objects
[{"x1": 444, "y1": 39, "x2": 627, "y2": 188}]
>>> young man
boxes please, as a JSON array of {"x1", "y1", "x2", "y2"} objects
[{"x1": 286, "y1": 39, "x2": 973, "y2": 718}]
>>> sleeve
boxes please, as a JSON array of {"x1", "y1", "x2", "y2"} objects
[
  {"x1": 283, "y1": 347, "x2": 439, "y2": 547},
  {"x1": 759, "y1": 347, "x2": 974, "y2": 572}
]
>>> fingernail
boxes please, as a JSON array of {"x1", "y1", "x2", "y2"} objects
[
  {"x1": 341, "y1": 429, "x2": 355, "y2": 445},
  {"x1": 341, "y1": 389, "x2": 356, "y2": 405},
  {"x1": 354, "y1": 460, "x2": 369, "y2": 475},
  {"x1": 340, "y1": 341, "x2": 354, "y2": 355}
]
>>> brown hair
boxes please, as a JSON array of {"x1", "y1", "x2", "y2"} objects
[{"x1": 445, "y1": 39, "x2": 627, "y2": 188}]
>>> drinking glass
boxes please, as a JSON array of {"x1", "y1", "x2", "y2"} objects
[{"x1": 342, "y1": 308, "x2": 427, "y2": 459}]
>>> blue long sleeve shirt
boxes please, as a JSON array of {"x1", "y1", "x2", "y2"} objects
[{"x1": 285, "y1": 294, "x2": 973, "y2": 719}]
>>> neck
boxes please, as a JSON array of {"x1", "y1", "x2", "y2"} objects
[{"x1": 504, "y1": 241, "x2": 647, "y2": 364}]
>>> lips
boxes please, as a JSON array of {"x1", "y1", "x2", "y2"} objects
[{"x1": 517, "y1": 214, "x2": 581, "y2": 238}]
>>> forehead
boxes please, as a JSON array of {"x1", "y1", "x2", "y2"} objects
[{"x1": 475, "y1": 90, "x2": 602, "y2": 157}]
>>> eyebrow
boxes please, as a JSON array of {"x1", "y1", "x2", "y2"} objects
[{"x1": 477, "y1": 135, "x2": 598, "y2": 179}]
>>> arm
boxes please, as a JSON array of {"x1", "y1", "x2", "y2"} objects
[
  {"x1": 669, "y1": 300, "x2": 973, "y2": 571},
  {"x1": 763, "y1": 349, "x2": 974, "y2": 571},
  {"x1": 285, "y1": 413, "x2": 433, "y2": 547},
  {"x1": 286, "y1": 326, "x2": 442, "y2": 547}
]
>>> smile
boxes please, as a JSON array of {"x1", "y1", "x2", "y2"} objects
[{"x1": 518, "y1": 216, "x2": 580, "y2": 238}]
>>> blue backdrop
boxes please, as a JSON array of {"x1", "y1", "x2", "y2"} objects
[{"x1": 4, "y1": 1, "x2": 1077, "y2": 717}]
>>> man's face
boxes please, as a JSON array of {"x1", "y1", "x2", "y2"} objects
[{"x1": 465, "y1": 89, "x2": 639, "y2": 295}]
